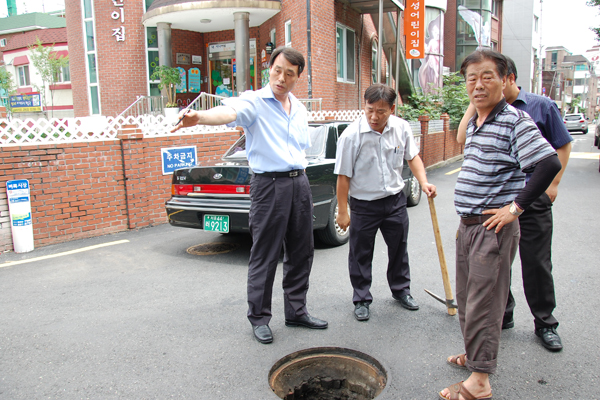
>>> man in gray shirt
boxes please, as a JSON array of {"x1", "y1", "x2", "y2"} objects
[{"x1": 334, "y1": 84, "x2": 436, "y2": 321}]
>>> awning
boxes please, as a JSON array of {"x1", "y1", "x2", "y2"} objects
[
  {"x1": 50, "y1": 50, "x2": 69, "y2": 59},
  {"x1": 13, "y1": 55, "x2": 29, "y2": 66}
]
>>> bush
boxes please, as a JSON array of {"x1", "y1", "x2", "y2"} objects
[{"x1": 398, "y1": 72, "x2": 470, "y2": 127}]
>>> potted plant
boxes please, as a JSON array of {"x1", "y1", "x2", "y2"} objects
[{"x1": 150, "y1": 65, "x2": 182, "y2": 119}]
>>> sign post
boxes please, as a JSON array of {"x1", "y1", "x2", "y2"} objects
[{"x1": 6, "y1": 179, "x2": 34, "y2": 253}]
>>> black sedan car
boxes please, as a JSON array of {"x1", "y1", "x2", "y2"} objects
[{"x1": 165, "y1": 121, "x2": 422, "y2": 246}]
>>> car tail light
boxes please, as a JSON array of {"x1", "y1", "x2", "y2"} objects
[
  {"x1": 172, "y1": 184, "x2": 193, "y2": 195},
  {"x1": 172, "y1": 184, "x2": 250, "y2": 195},
  {"x1": 579, "y1": 119, "x2": 585, "y2": 123}
]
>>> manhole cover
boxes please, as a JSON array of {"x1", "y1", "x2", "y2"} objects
[
  {"x1": 269, "y1": 347, "x2": 387, "y2": 400},
  {"x1": 186, "y1": 242, "x2": 239, "y2": 255}
]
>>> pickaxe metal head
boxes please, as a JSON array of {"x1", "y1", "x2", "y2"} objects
[{"x1": 424, "y1": 289, "x2": 458, "y2": 309}]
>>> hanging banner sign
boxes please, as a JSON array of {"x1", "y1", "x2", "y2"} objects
[{"x1": 405, "y1": 0, "x2": 425, "y2": 59}]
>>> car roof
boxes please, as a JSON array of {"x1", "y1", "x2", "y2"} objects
[{"x1": 308, "y1": 120, "x2": 352, "y2": 126}]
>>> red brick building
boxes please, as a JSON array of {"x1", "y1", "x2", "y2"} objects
[{"x1": 63, "y1": 0, "x2": 453, "y2": 117}]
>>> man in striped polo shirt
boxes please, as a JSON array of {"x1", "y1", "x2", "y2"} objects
[
  {"x1": 439, "y1": 50, "x2": 562, "y2": 400},
  {"x1": 457, "y1": 57, "x2": 572, "y2": 352}
]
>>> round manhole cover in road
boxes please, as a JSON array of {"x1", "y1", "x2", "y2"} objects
[
  {"x1": 186, "y1": 242, "x2": 240, "y2": 256},
  {"x1": 269, "y1": 347, "x2": 388, "y2": 399}
]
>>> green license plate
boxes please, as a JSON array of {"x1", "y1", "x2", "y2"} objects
[{"x1": 204, "y1": 214, "x2": 229, "y2": 233}]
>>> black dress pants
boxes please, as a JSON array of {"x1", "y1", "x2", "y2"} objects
[
  {"x1": 504, "y1": 193, "x2": 559, "y2": 330},
  {"x1": 348, "y1": 191, "x2": 410, "y2": 304},
  {"x1": 246, "y1": 173, "x2": 314, "y2": 326}
]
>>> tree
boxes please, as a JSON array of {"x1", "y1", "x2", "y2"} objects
[
  {"x1": 397, "y1": 72, "x2": 470, "y2": 126},
  {"x1": 587, "y1": 0, "x2": 600, "y2": 41},
  {"x1": 0, "y1": 66, "x2": 16, "y2": 112},
  {"x1": 28, "y1": 38, "x2": 69, "y2": 118},
  {"x1": 150, "y1": 65, "x2": 182, "y2": 107}
]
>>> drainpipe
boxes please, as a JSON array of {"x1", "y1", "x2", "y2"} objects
[{"x1": 306, "y1": 0, "x2": 312, "y2": 100}]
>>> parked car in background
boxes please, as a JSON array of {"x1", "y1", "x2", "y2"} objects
[
  {"x1": 564, "y1": 113, "x2": 588, "y2": 134},
  {"x1": 165, "y1": 120, "x2": 422, "y2": 246}
]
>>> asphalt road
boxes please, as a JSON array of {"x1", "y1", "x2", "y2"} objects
[{"x1": 1, "y1": 129, "x2": 599, "y2": 400}]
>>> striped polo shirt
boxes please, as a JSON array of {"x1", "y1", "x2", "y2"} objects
[{"x1": 454, "y1": 99, "x2": 556, "y2": 216}]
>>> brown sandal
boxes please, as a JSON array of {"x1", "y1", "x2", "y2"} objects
[
  {"x1": 438, "y1": 381, "x2": 493, "y2": 400},
  {"x1": 446, "y1": 353, "x2": 467, "y2": 369}
]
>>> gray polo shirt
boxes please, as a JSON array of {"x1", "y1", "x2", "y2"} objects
[{"x1": 334, "y1": 115, "x2": 419, "y2": 201}]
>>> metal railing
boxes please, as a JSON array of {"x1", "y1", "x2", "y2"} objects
[
  {"x1": 298, "y1": 98, "x2": 322, "y2": 112},
  {"x1": 117, "y1": 95, "x2": 167, "y2": 120}
]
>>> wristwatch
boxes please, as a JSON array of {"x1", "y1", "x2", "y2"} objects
[{"x1": 509, "y1": 201, "x2": 524, "y2": 216}]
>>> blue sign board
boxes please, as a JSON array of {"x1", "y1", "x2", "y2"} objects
[
  {"x1": 9, "y1": 93, "x2": 42, "y2": 112},
  {"x1": 161, "y1": 146, "x2": 198, "y2": 175}
]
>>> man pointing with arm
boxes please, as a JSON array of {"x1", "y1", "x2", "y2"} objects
[{"x1": 172, "y1": 47, "x2": 327, "y2": 345}]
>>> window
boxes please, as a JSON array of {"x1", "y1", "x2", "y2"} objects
[
  {"x1": 336, "y1": 24, "x2": 355, "y2": 83},
  {"x1": 575, "y1": 64, "x2": 588, "y2": 71},
  {"x1": 574, "y1": 78, "x2": 585, "y2": 86},
  {"x1": 82, "y1": 0, "x2": 100, "y2": 114},
  {"x1": 285, "y1": 20, "x2": 291, "y2": 47},
  {"x1": 491, "y1": 0, "x2": 500, "y2": 17},
  {"x1": 146, "y1": 26, "x2": 160, "y2": 95},
  {"x1": 54, "y1": 63, "x2": 71, "y2": 83},
  {"x1": 371, "y1": 39, "x2": 378, "y2": 83},
  {"x1": 0, "y1": 38, "x2": 6, "y2": 47},
  {"x1": 534, "y1": 16, "x2": 539, "y2": 33},
  {"x1": 270, "y1": 28, "x2": 276, "y2": 48},
  {"x1": 17, "y1": 65, "x2": 30, "y2": 86}
]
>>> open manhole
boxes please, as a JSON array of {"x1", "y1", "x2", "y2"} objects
[
  {"x1": 186, "y1": 242, "x2": 239, "y2": 256},
  {"x1": 269, "y1": 347, "x2": 387, "y2": 400}
]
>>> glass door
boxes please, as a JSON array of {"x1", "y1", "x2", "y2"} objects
[{"x1": 209, "y1": 59, "x2": 234, "y2": 97}]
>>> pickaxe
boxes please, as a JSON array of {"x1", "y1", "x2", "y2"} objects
[{"x1": 425, "y1": 196, "x2": 457, "y2": 316}]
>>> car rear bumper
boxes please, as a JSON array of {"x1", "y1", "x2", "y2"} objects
[
  {"x1": 165, "y1": 196, "x2": 251, "y2": 232},
  {"x1": 565, "y1": 123, "x2": 587, "y2": 132}
]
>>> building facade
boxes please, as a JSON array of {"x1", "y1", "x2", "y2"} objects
[
  {"x1": 501, "y1": 0, "x2": 541, "y2": 93},
  {"x1": 443, "y1": 0, "x2": 503, "y2": 73},
  {"x1": 64, "y1": 0, "x2": 438, "y2": 117},
  {"x1": 0, "y1": 13, "x2": 73, "y2": 117}
]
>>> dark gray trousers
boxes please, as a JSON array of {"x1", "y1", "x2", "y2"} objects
[
  {"x1": 348, "y1": 191, "x2": 410, "y2": 304},
  {"x1": 456, "y1": 219, "x2": 520, "y2": 375},
  {"x1": 247, "y1": 173, "x2": 314, "y2": 326}
]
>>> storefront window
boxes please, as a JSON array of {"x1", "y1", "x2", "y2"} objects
[{"x1": 456, "y1": 0, "x2": 493, "y2": 70}]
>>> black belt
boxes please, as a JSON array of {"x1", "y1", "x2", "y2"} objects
[
  {"x1": 461, "y1": 215, "x2": 492, "y2": 225},
  {"x1": 256, "y1": 169, "x2": 304, "y2": 178}
]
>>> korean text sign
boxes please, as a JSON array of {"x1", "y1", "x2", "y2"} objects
[
  {"x1": 405, "y1": 0, "x2": 425, "y2": 59},
  {"x1": 161, "y1": 146, "x2": 198, "y2": 175}
]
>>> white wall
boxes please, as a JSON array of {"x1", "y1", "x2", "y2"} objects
[{"x1": 502, "y1": 0, "x2": 541, "y2": 93}]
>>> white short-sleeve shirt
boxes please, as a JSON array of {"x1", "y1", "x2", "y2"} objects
[{"x1": 334, "y1": 115, "x2": 419, "y2": 201}]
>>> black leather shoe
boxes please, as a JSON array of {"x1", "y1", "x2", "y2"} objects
[
  {"x1": 536, "y1": 327, "x2": 563, "y2": 351},
  {"x1": 285, "y1": 314, "x2": 328, "y2": 329},
  {"x1": 393, "y1": 294, "x2": 419, "y2": 310},
  {"x1": 502, "y1": 317, "x2": 514, "y2": 330},
  {"x1": 253, "y1": 325, "x2": 273, "y2": 344},
  {"x1": 354, "y1": 302, "x2": 370, "y2": 321}
]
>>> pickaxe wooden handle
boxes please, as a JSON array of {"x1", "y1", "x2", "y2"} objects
[{"x1": 426, "y1": 196, "x2": 457, "y2": 316}]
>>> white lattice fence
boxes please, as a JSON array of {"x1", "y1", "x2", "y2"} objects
[
  {"x1": 0, "y1": 111, "x2": 434, "y2": 146},
  {"x1": 307, "y1": 110, "x2": 365, "y2": 122},
  {"x1": 0, "y1": 115, "x2": 231, "y2": 146}
]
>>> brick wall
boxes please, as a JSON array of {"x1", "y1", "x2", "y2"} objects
[
  {"x1": 65, "y1": 0, "x2": 89, "y2": 117},
  {"x1": 0, "y1": 129, "x2": 241, "y2": 252},
  {"x1": 419, "y1": 114, "x2": 464, "y2": 168},
  {"x1": 443, "y1": 0, "x2": 457, "y2": 72}
]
